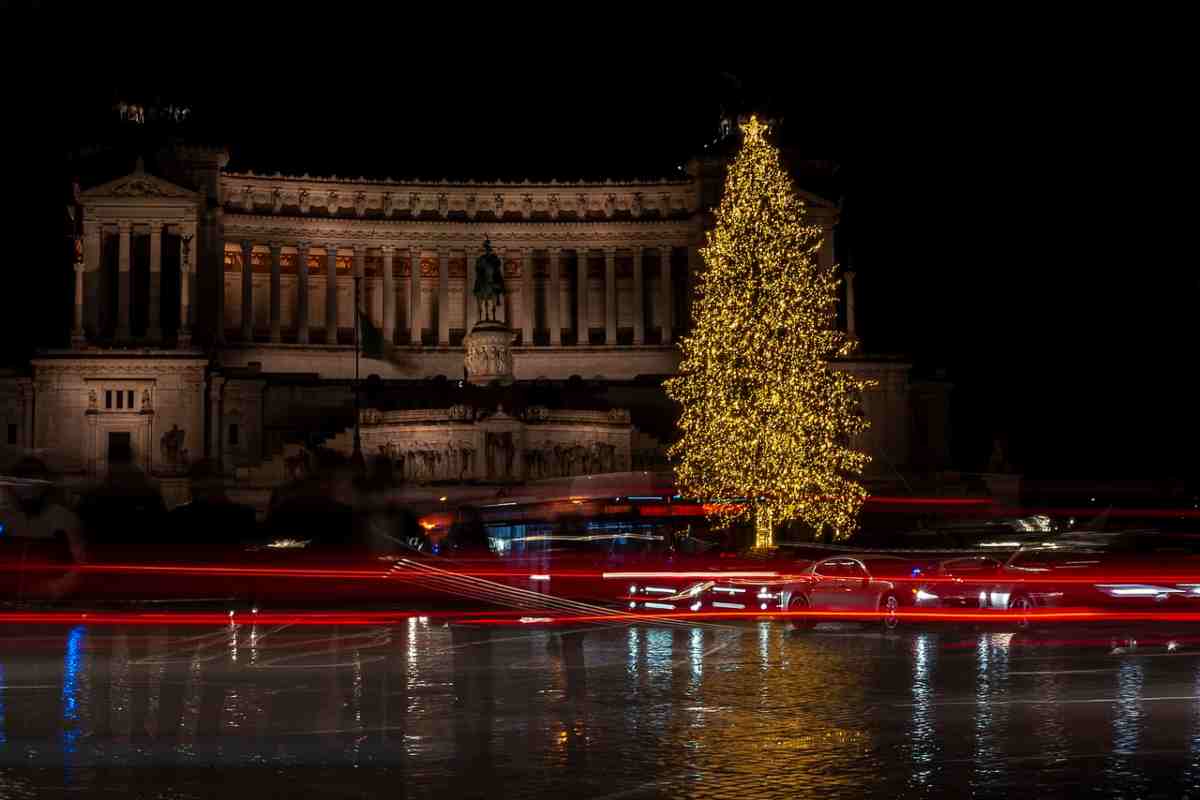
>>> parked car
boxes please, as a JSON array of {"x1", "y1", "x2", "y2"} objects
[{"x1": 785, "y1": 554, "x2": 929, "y2": 630}]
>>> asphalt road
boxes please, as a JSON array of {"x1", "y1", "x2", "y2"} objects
[{"x1": 3, "y1": 618, "x2": 1200, "y2": 798}]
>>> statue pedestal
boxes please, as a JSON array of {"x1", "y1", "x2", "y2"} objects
[{"x1": 464, "y1": 321, "x2": 516, "y2": 385}]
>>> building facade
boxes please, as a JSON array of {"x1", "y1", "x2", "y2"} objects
[{"x1": 1, "y1": 138, "x2": 943, "y2": 511}]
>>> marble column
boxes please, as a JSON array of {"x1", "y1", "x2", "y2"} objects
[
  {"x1": 464, "y1": 251, "x2": 478, "y2": 333},
  {"x1": 633, "y1": 247, "x2": 645, "y2": 345},
  {"x1": 240, "y1": 240, "x2": 254, "y2": 341},
  {"x1": 437, "y1": 248, "x2": 450, "y2": 345},
  {"x1": 382, "y1": 245, "x2": 395, "y2": 345},
  {"x1": 659, "y1": 245, "x2": 672, "y2": 344},
  {"x1": 409, "y1": 248, "x2": 421, "y2": 345},
  {"x1": 521, "y1": 248, "x2": 533, "y2": 345},
  {"x1": 495, "y1": 246, "x2": 508, "y2": 325},
  {"x1": 325, "y1": 246, "x2": 339, "y2": 344},
  {"x1": 179, "y1": 230, "x2": 193, "y2": 346},
  {"x1": 605, "y1": 248, "x2": 617, "y2": 345},
  {"x1": 148, "y1": 222, "x2": 163, "y2": 340},
  {"x1": 548, "y1": 248, "x2": 561, "y2": 345},
  {"x1": 296, "y1": 242, "x2": 310, "y2": 344},
  {"x1": 83, "y1": 221, "x2": 101, "y2": 337},
  {"x1": 819, "y1": 226, "x2": 835, "y2": 272},
  {"x1": 576, "y1": 248, "x2": 588, "y2": 345},
  {"x1": 354, "y1": 247, "x2": 366, "y2": 337},
  {"x1": 269, "y1": 243, "x2": 282, "y2": 342},
  {"x1": 72, "y1": 263, "x2": 85, "y2": 344},
  {"x1": 116, "y1": 221, "x2": 132, "y2": 340},
  {"x1": 210, "y1": 208, "x2": 225, "y2": 345}
]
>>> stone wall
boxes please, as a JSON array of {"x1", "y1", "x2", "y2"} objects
[
  {"x1": 356, "y1": 406, "x2": 632, "y2": 483},
  {"x1": 30, "y1": 354, "x2": 206, "y2": 476},
  {"x1": 0, "y1": 374, "x2": 32, "y2": 464},
  {"x1": 216, "y1": 345, "x2": 681, "y2": 382}
]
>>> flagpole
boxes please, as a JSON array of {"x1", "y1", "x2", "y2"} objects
[{"x1": 352, "y1": 274, "x2": 363, "y2": 471}]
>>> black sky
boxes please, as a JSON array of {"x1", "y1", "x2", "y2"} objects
[{"x1": 8, "y1": 47, "x2": 1190, "y2": 482}]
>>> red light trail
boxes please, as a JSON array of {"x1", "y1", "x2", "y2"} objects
[
  {"x1": 6, "y1": 606, "x2": 1200, "y2": 627},
  {"x1": 6, "y1": 561, "x2": 1200, "y2": 587}
]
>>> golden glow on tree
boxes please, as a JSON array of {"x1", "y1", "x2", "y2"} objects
[{"x1": 665, "y1": 115, "x2": 872, "y2": 544}]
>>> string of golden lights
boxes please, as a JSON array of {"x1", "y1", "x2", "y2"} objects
[{"x1": 665, "y1": 115, "x2": 872, "y2": 544}]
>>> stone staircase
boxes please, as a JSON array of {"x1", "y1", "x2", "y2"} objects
[{"x1": 235, "y1": 426, "x2": 356, "y2": 485}]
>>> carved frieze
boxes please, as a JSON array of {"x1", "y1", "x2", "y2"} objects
[
  {"x1": 220, "y1": 217, "x2": 699, "y2": 250},
  {"x1": 216, "y1": 173, "x2": 719, "y2": 238},
  {"x1": 87, "y1": 176, "x2": 197, "y2": 200},
  {"x1": 607, "y1": 408, "x2": 631, "y2": 424},
  {"x1": 446, "y1": 404, "x2": 475, "y2": 421}
]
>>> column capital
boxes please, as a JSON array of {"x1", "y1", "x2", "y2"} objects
[
  {"x1": 73, "y1": 263, "x2": 86, "y2": 274},
  {"x1": 117, "y1": 220, "x2": 132, "y2": 232},
  {"x1": 268, "y1": 242, "x2": 283, "y2": 253},
  {"x1": 296, "y1": 240, "x2": 311, "y2": 252},
  {"x1": 241, "y1": 239, "x2": 253, "y2": 251},
  {"x1": 381, "y1": 243, "x2": 395, "y2": 254}
]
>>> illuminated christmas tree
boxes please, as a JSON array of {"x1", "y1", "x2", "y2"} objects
[{"x1": 665, "y1": 115, "x2": 872, "y2": 546}]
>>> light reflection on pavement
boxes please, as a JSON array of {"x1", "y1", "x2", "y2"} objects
[{"x1": 2, "y1": 619, "x2": 1200, "y2": 798}]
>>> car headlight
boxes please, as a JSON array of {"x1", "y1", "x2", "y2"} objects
[
  {"x1": 1096, "y1": 584, "x2": 1183, "y2": 598},
  {"x1": 914, "y1": 589, "x2": 939, "y2": 602}
]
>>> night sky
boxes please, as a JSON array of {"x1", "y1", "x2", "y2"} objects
[{"x1": 8, "y1": 57, "x2": 1189, "y2": 483}]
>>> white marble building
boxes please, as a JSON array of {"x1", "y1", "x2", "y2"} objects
[{"x1": 0, "y1": 140, "x2": 938, "y2": 506}]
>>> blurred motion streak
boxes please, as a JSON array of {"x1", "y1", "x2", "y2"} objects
[{"x1": 7, "y1": 607, "x2": 1200, "y2": 626}]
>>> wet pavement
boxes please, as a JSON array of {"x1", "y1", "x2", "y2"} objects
[{"x1": 3, "y1": 618, "x2": 1200, "y2": 798}]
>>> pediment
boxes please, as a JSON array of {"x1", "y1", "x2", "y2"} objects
[{"x1": 82, "y1": 168, "x2": 198, "y2": 203}]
